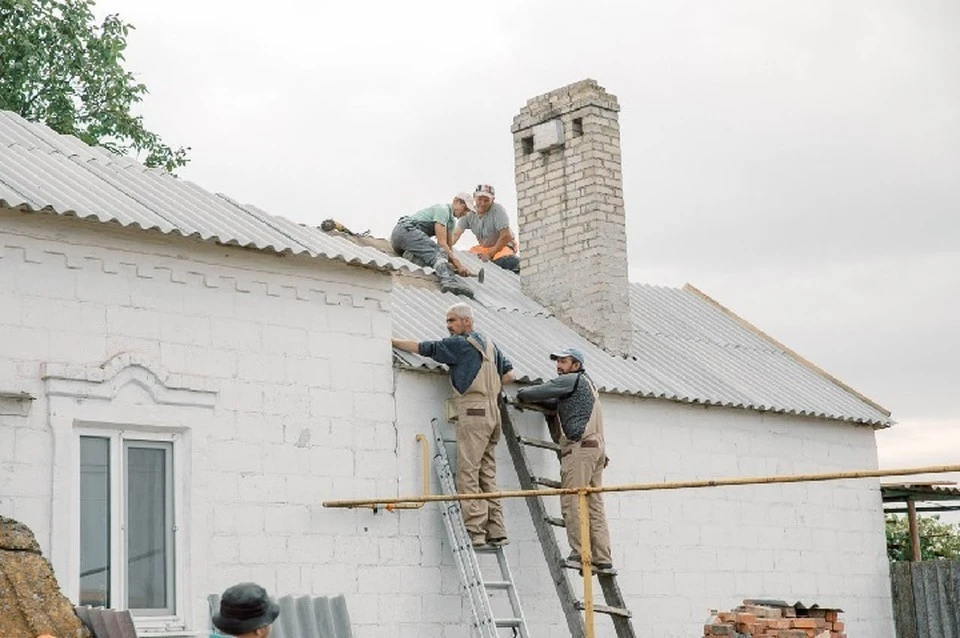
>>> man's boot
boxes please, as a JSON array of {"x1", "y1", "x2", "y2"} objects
[{"x1": 434, "y1": 260, "x2": 474, "y2": 298}]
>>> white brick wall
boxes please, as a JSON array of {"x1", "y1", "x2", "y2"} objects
[
  {"x1": 394, "y1": 369, "x2": 894, "y2": 638},
  {"x1": 0, "y1": 210, "x2": 407, "y2": 636},
  {"x1": 0, "y1": 209, "x2": 893, "y2": 637}
]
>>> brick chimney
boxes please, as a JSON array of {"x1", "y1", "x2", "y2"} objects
[{"x1": 511, "y1": 79, "x2": 632, "y2": 356}]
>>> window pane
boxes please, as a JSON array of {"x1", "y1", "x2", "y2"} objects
[
  {"x1": 126, "y1": 444, "x2": 172, "y2": 611},
  {"x1": 80, "y1": 436, "x2": 110, "y2": 608}
]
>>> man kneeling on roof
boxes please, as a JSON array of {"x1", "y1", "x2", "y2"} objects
[
  {"x1": 391, "y1": 193, "x2": 476, "y2": 297},
  {"x1": 451, "y1": 184, "x2": 520, "y2": 274}
]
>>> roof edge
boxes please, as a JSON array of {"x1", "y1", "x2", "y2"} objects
[
  {"x1": 0, "y1": 203, "x2": 403, "y2": 276},
  {"x1": 391, "y1": 359, "x2": 893, "y2": 428},
  {"x1": 682, "y1": 282, "x2": 892, "y2": 418}
]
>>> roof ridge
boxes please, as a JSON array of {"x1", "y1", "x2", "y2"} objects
[{"x1": 682, "y1": 283, "x2": 891, "y2": 417}]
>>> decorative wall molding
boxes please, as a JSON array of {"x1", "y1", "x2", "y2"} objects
[
  {"x1": 0, "y1": 237, "x2": 392, "y2": 312},
  {"x1": 42, "y1": 351, "x2": 218, "y2": 406}
]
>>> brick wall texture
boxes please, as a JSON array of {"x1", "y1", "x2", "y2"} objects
[{"x1": 512, "y1": 79, "x2": 632, "y2": 355}]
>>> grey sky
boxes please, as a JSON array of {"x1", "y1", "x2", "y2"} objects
[{"x1": 97, "y1": 1, "x2": 959, "y2": 473}]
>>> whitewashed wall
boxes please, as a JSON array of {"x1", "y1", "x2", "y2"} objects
[
  {"x1": 394, "y1": 368, "x2": 894, "y2": 638},
  {"x1": 0, "y1": 210, "x2": 399, "y2": 636},
  {"x1": 0, "y1": 209, "x2": 893, "y2": 637}
]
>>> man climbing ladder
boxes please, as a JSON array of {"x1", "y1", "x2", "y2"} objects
[
  {"x1": 515, "y1": 347, "x2": 613, "y2": 570},
  {"x1": 392, "y1": 302, "x2": 514, "y2": 547}
]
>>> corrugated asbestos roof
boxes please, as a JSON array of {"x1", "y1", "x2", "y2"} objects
[
  {"x1": 207, "y1": 594, "x2": 353, "y2": 638},
  {"x1": 74, "y1": 606, "x2": 136, "y2": 638},
  {"x1": 392, "y1": 254, "x2": 893, "y2": 428},
  {"x1": 0, "y1": 109, "x2": 416, "y2": 274},
  {"x1": 882, "y1": 484, "x2": 960, "y2": 503},
  {"x1": 0, "y1": 109, "x2": 892, "y2": 427}
]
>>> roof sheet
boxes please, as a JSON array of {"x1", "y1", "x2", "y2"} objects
[
  {"x1": 391, "y1": 254, "x2": 893, "y2": 427},
  {"x1": 882, "y1": 484, "x2": 960, "y2": 503},
  {"x1": 74, "y1": 607, "x2": 136, "y2": 638},
  {"x1": 0, "y1": 109, "x2": 892, "y2": 428},
  {"x1": 0, "y1": 109, "x2": 416, "y2": 274}
]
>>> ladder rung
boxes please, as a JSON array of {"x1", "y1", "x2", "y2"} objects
[
  {"x1": 561, "y1": 559, "x2": 618, "y2": 575},
  {"x1": 544, "y1": 515, "x2": 565, "y2": 527},
  {"x1": 575, "y1": 601, "x2": 632, "y2": 618},
  {"x1": 483, "y1": 580, "x2": 512, "y2": 590},
  {"x1": 532, "y1": 476, "x2": 561, "y2": 488},
  {"x1": 474, "y1": 545, "x2": 500, "y2": 553},
  {"x1": 495, "y1": 618, "x2": 522, "y2": 628},
  {"x1": 518, "y1": 436, "x2": 561, "y2": 452}
]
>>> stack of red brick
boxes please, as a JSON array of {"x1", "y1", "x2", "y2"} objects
[{"x1": 702, "y1": 600, "x2": 846, "y2": 638}]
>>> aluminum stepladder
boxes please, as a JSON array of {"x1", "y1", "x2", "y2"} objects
[
  {"x1": 431, "y1": 417, "x2": 531, "y2": 638},
  {"x1": 500, "y1": 402, "x2": 636, "y2": 638}
]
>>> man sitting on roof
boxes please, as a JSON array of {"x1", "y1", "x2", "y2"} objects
[
  {"x1": 451, "y1": 184, "x2": 520, "y2": 274},
  {"x1": 391, "y1": 193, "x2": 476, "y2": 297}
]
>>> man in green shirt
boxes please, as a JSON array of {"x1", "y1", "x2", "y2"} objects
[{"x1": 391, "y1": 193, "x2": 476, "y2": 297}]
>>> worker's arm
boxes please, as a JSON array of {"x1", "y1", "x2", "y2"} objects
[
  {"x1": 450, "y1": 226, "x2": 465, "y2": 247},
  {"x1": 494, "y1": 344, "x2": 514, "y2": 384},
  {"x1": 391, "y1": 338, "x2": 420, "y2": 353},
  {"x1": 434, "y1": 223, "x2": 468, "y2": 275},
  {"x1": 479, "y1": 227, "x2": 513, "y2": 262},
  {"x1": 516, "y1": 374, "x2": 576, "y2": 405}
]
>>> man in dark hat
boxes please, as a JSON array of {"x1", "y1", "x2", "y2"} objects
[{"x1": 212, "y1": 582, "x2": 280, "y2": 637}]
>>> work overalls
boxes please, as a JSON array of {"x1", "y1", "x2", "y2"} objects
[
  {"x1": 558, "y1": 376, "x2": 612, "y2": 563},
  {"x1": 454, "y1": 335, "x2": 508, "y2": 543}
]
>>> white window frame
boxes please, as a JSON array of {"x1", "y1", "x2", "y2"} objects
[
  {"x1": 44, "y1": 353, "x2": 217, "y2": 637},
  {"x1": 75, "y1": 424, "x2": 186, "y2": 632}
]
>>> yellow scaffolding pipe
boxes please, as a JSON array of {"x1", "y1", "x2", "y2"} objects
[
  {"x1": 323, "y1": 463, "x2": 960, "y2": 508},
  {"x1": 354, "y1": 433, "x2": 431, "y2": 510},
  {"x1": 325, "y1": 462, "x2": 960, "y2": 638}
]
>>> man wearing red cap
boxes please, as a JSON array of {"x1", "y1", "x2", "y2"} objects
[{"x1": 451, "y1": 184, "x2": 520, "y2": 273}]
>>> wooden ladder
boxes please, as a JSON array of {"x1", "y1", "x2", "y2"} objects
[{"x1": 500, "y1": 402, "x2": 636, "y2": 638}]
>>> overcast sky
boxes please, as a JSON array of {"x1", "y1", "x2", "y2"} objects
[{"x1": 96, "y1": 1, "x2": 959, "y2": 480}]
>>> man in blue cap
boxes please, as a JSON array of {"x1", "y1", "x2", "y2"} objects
[{"x1": 515, "y1": 346, "x2": 613, "y2": 570}]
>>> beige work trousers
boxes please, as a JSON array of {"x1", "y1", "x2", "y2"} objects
[
  {"x1": 455, "y1": 402, "x2": 507, "y2": 541},
  {"x1": 559, "y1": 444, "x2": 611, "y2": 563}
]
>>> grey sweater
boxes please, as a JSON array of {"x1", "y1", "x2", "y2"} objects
[{"x1": 516, "y1": 371, "x2": 596, "y2": 442}]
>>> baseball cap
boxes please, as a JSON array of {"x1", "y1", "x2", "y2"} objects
[
  {"x1": 474, "y1": 184, "x2": 496, "y2": 198},
  {"x1": 455, "y1": 192, "x2": 477, "y2": 213},
  {"x1": 549, "y1": 347, "x2": 585, "y2": 366}
]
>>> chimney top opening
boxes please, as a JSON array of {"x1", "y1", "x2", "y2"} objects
[{"x1": 521, "y1": 135, "x2": 534, "y2": 155}]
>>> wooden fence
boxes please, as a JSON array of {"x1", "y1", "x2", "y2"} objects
[{"x1": 891, "y1": 560, "x2": 960, "y2": 638}]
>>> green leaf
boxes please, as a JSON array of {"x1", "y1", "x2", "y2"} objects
[{"x1": 0, "y1": 0, "x2": 189, "y2": 172}]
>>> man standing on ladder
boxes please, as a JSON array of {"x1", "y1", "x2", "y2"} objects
[
  {"x1": 516, "y1": 347, "x2": 613, "y2": 570},
  {"x1": 392, "y1": 302, "x2": 515, "y2": 547}
]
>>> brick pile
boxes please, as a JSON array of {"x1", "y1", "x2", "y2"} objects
[{"x1": 703, "y1": 600, "x2": 846, "y2": 638}]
